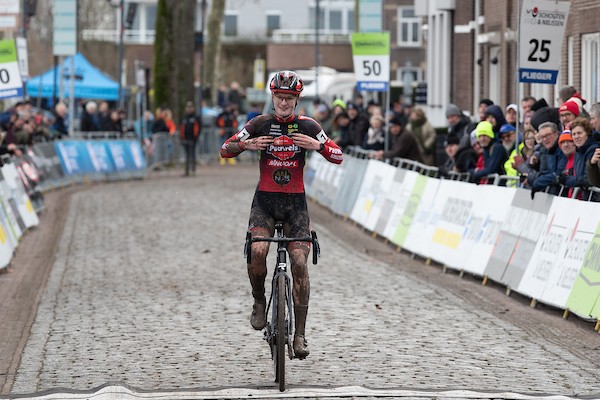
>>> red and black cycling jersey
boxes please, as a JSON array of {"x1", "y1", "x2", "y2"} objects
[{"x1": 221, "y1": 113, "x2": 343, "y2": 193}]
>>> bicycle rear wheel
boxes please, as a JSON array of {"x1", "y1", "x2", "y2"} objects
[{"x1": 276, "y1": 272, "x2": 286, "y2": 391}]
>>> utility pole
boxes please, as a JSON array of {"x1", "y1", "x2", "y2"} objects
[{"x1": 117, "y1": 0, "x2": 125, "y2": 109}]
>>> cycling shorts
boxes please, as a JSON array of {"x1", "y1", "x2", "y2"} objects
[{"x1": 248, "y1": 190, "x2": 310, "y2": 239}]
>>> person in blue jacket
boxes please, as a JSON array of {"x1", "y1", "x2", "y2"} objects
[
  {"x1": 558, "y1": 117, "x2": 599, "y2": 200},
  {"x1": 527, "y1": 121, "x2": 567, "y2": 198},
  {"x1": 469, "y1": 121, "x2": 508, "y2": 183}
]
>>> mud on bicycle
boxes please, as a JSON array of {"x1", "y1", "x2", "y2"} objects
[{"x1": 244, "y1": 221, "x2": 320, "y2": 391}]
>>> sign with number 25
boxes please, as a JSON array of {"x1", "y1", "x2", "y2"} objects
[{"x1": 518, "y1": 0, "x2": 570, "y2": 84}]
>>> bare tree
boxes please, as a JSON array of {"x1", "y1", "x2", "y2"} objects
[{"x1": 204, "y1": 0, "x2": 225, "y2": 105}]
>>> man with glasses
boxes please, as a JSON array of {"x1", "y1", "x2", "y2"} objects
[
  {"x1": 526, "y1": 122, "x2": 567, "y2": 198},
  {"x1": 220, "y1": 70, "x2": 343, "y2": 359}
]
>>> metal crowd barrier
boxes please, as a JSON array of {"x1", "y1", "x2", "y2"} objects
[{"x1": 144, "y1": 127, "x2": 257, "y2": 170}]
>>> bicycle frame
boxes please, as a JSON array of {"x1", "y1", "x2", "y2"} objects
[{"x1": 243, "y1": 222, "x2": 319, "y2": 391}]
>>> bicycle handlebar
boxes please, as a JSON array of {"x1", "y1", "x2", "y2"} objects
[{"x1": 244, "y1": 231, "x2": 320, "y2": 265}]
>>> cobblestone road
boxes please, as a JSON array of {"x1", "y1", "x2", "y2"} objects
[{"x1": 7, "y1": 166, "x2": 600, "y2": 398}]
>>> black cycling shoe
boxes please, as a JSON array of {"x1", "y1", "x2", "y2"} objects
[
  {"x1": 250, "y1": 298, "x2": 267, "y2": 330},
  {"x1": 293, "y1": 334, "x2": 309, "y2": 359}
]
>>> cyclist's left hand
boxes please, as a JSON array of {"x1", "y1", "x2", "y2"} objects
[{"x1": 292, "y1": 133, "x2": 321, "y2": 151}]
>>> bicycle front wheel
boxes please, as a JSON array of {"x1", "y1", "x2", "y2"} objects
[{"x1": 276, "y1": 272, "x2": 286, "y2": 391}]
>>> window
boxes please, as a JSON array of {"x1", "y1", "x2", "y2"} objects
[
  {"x1": 582, "y1": 33, "x2": 600, "y2": 106},
  {"x1": 397, "y1": 7, "x2": 421, "y2": 47},
  {"x1": 330, "y1": 10, "x2": 342, "y2": 31},
  {"x1": 266, "y1": 13, "x2": 280, "y2": 36},
  {"x1": 146, "y1": 5, "x2": 157, "y2": 30},
  {"x1": 309, "y1": 6, "x2": 325, "y2": 30},
  {"x1": 347, "y1": 9, "x2": 354, "y2": 31},
  {"x1": 224, "y1": 13, "x2": 238, "y2": 37}
]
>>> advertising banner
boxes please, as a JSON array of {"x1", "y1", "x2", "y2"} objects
[
  {"x1": 0, "y1": 163, "x2": 39, "y2": 229},
  {"x1": 386, "y1": 171, "x2": 423, "y2": 248},
  {"x1": 53, "y1": 0, "x2": 77, "y2": 56},
  {"x1": 518, "y1": 0, "x2": 571, "y2": 84},
  {"x1": 484, "y1": 188, "x2": 553, "y2": 287},
  {"x1": 331, "y1": 156, "x2": 369, "y2": 217},
  {"x1": 398, "y1": 175, "x2": 440, "y2": 257},
  {"x1": 566, "y1": 219, "x2": 600, "y2": 319},
  {"x1": 349, "y1": 161, "x2": 396, "y2": 230},
  {"x1": 517, "y1": 198, "x2": 599, "y2": 309}
]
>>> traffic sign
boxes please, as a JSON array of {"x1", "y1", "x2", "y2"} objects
[
  {"x1": 0, "y1": 40, "x2": 24, "y2": 99},
  {"x1": 518, "y1": 0, "x2": 570, "y2": 84},
  {"x1": 351, "y1": 32, "x2": 390, "y2": 92}
]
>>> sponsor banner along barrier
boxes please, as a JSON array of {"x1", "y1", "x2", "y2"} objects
[
  {"x1": 55, "y1": 140, "x2": 147, "y2": 180},
  {"x1": 304, "y1": 152, "x2": 600, "y2": 320},
  {"x1": 305, "y1": 151, "x2": 346, "y2": 209},
  {"x1": 1, "y1": 163, "x2": 39, "y2": 230}
]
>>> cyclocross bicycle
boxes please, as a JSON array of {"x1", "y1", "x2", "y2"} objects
[{"x1": 244, "y1": 221, "x2": 320, "y2": 392}]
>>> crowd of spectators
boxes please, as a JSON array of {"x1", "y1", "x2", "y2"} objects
[{"x1": 439, "y1": 86, "x2": 600, "y2": 201}]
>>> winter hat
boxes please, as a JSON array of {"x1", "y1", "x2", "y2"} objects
[
  {"x1": 479, "y1": 99, "x2": 494, "y2": 106},
  {"x1": 445, "y1": 103, "x2": 462, "y2": 118},
  {"x1": 476, "y1": 121, "x2": 495, "y2": 139},
  {"x1": 530, "y1": 98, "x2": 549, "y2": 112},
  {"x1": 444, "y1": 135, "x2": 460, "y2": 146},
  {"x1": 505, "y1": 104, "x2": 518, "y2": 113},
  {"x1": 499, "y1": 124, "x2": 516, "y2": 135},
  {"x1": 558, "y1": 131, "x2": 573, "y2": 144},
  {"x1": 559, "y1": 100, "x2": 580, "y2": 117},
  {"x1": 331, "y1": 98, "x2": 347, "y2": 109},
  {"x1": 566, "y1": 97, "x2": 583, "y2": 114},
  {"x1": 530, "y1": 107, "x2": 560, "y2": 131}
]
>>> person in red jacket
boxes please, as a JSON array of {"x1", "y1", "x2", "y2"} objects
[
  {"x1": 179, "y1": 101, "x2": 202, "y2": 176},
  {"x1": 220, "y1": 70, "x2": 342, "y2": 359}
]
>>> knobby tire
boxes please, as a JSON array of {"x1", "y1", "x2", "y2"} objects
[{"x1": 276, "y1": 273, "x2": 286, "y2": 391}]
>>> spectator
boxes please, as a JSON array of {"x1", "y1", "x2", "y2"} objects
[
  {"x1": 390, "y1": 100, "x2": 409, "y2": 128},
  {"x1": 588, "y1": 102, "x2": 600, "y2": 142},
  {"x1": 179, "y1": 101, "x2": 202, "y2": 176},
  {"x1": 151, "y1": 107, "x2": 168, "y2": 133},
  {"x1": 108, "y1": 110, "x2": 122, "y2": 134},
  {"x1": 313, "y1": 103, "x2": 333, "y2": 136},
  {"x1": 217, "y1": 83, "x2": 228, "y2": 108},
  {"x1": 217, "y1": 103, "x2": 239, "y2": 165},
  {"x1": 362, "y1": 115, "x2": 386, "y2": 151},
  {"x1": 557, "y1": 131, "x2": 576, "y2": 195},
  {"x1": 527, "y1": 122, "x2": 567, "y2": 197},
  {"x1": 246, "y1": 103, "x2": 261, "y2": 122},
  {"x1": 406, "y1": 107, "x2": 436, "y2": 165},
  {"x1": 352, "y1": 93, "x2": 366, "y2": 113},
  {"x1": 80, "y1": 101, "x2": 99, "y2": 132},
  {"x1": 521, "y1": 96, "x2": 536, "y2": 122},
  {"x1": 512, "y1": 129, "x2": 538, "y2": 187},
  {"x1": 346, "y1": 102, "x2": 370, "y2": 148},
  {"x1": 97, "y1": 101, "x2": 111, "y2": 131},
  {"x1": 484, "y1": 105, "x2": 508, "y2": 136},
  {"x1": 558, "y1": 100, "x2": 580, "y2": 130},
  {"x1": 588, "y1": 147, "x2": 600, "y2": 187},
  {"x1": 331, "y1": 111, "x2": 351, "y2": 148},
  {"x1": 453, "y1": 131, "x2": 479, "y2": 174},
  {"x1": 469, "y1": 121, "x2": 508, "y2": 183},
  {"x1": 477, "y1": 99, "x2": 494, "y2": 123},
  {"x1": 331, "y1": 98, "x2": 346, "y2": 116},
  {"x1": 228, "y1": 81, "x2": 244, "y2": 112},
  {"x1": 51, "y1": 102, "x2": 69, "y2": 137},
  {"x1": 164, "y1": 108, "x2": 177, "y2": 136},
  {"x1": 446, "y1": 103, "x2": 474, "y2": 141},
  {"x1": 438, "y1": 134, "x2": 460, "y2": 177},
  {"x1": 559, "y1": 118, "x2": 599, "y2": 200},
  {"x1": 558, "y1": 86, "x2": 590, "y2": 119},
  {"x1": 134, "y1": 110, "x2": 154, "y2": 141},
  {"x1": 370, "y1": 118, "x2": 422, "y2": 163},
  {"x1": 505, "y1": 104, "x2": 519, "y2": 128}
]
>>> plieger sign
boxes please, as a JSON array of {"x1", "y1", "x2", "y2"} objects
[{"x1": 519, "y1": 0, "x2": 570, "y2": 84}]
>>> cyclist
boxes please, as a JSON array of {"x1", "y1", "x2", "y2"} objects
[{"x1": 220, "y1": 70, "x2": 343, "y2": 358}]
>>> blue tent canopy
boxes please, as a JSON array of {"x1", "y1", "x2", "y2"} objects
[{"x1": 26, "y1": 53, "x2": 119, "y2": 101}]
